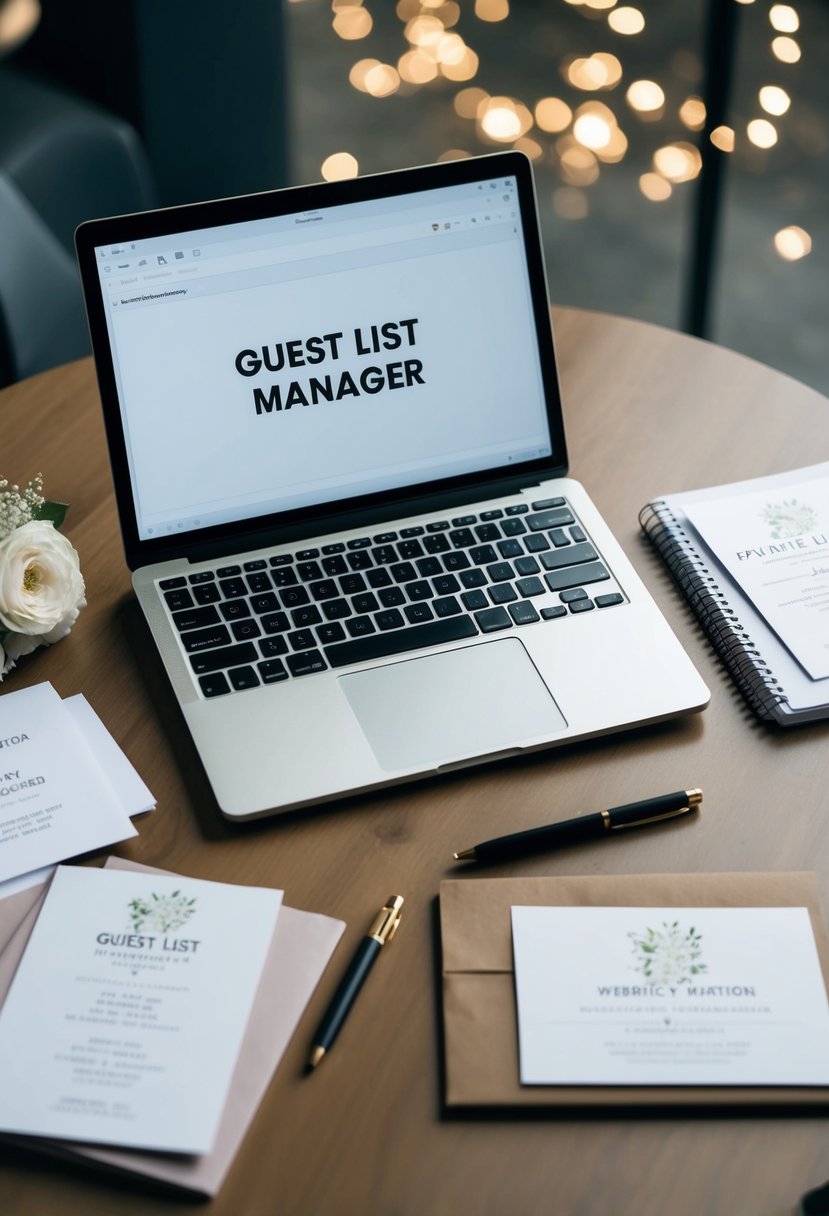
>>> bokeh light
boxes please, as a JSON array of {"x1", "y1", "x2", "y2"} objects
[
  {"x1": 774, "y1": 226, "x2": 811, "y2": 260},
  {"x1": 321, "y1": 152, "x2": 359, "y2": 180},
  {"x1": 608, "y1": 7, "x2": 645, "y2": 35}
]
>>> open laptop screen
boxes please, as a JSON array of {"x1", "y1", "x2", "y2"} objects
[{"x1": 78, "y1": 153, "x2": 565, "y2": 561}]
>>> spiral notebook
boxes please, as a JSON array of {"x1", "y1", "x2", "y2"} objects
[{"x1": 640, "y1": 462, "x2": 829, "y2": 726}]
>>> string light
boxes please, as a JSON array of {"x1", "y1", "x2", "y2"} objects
[
  {"x1": 774, "y1": 225, "x2": 811, "y2": 259},
  {"x1": 608, "y1": 7, "x2": 645, "y2": 35},
  {"x1": 771, "y1": 35, "x2": 801, "y2": 62},
  {"x1": 759, "y1": 85, "x2": 790, "y2": 115},
  {"x1": 769, "y1": 5, "x2": 799, "y2": 33}
]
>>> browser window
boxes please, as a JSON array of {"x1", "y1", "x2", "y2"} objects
[{"x1": 94, "y1": 176, "x2": 552, "y2": 542}]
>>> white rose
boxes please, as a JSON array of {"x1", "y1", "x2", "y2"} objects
[{"x1": 0, "y1": 520, "x2": 86, "y2": 639}]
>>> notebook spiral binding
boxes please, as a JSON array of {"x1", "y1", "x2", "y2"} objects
[{"x1": 639, "y1": 499, "x2": 788, "y2": 723}]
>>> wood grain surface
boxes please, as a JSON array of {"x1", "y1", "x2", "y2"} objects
[{"x1": 1, "y1": 308, "x2": 828, "y2": 1216}]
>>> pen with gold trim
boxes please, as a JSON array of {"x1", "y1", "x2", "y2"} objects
[
  {"x1": 453, "y1": 788, "x2": 702, "y2": 864},
  {"x1": 307, "y1": 895, "x2": 404, "y2": 1070}
]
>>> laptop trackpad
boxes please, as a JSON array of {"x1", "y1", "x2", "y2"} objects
[{"x1": 339, "y1": 639, "x2": 566, "y2": 772}]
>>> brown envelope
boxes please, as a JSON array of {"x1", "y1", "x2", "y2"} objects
[
  {"x1": 0, "y1": 859, "x2": 345, "y2": 1195},
  {"x1": 440, "y1": 872, "x2": 829, "y2": 1108}
]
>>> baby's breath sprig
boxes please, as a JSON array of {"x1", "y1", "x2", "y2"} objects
[{"x1": 0, "y1": 474, "x2": 66, "y2": 542}]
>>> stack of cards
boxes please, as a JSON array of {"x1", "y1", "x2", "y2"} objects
[
  {"x1": 0, "y1": 682, "x2": 154, "y2": 897},
  {"x1": 0, "y1": 860, "x2": 345, "y2": 1196}
]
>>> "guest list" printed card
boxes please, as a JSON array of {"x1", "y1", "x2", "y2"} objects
[{"x1": 0, "y1": 865, "x2": 282, "y2": 1152}]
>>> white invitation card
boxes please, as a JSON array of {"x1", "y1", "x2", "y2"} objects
[
  {"x1": 0, "y1": 683, "x2": 137, "y2": 882},
  {"x1": 0, "y1": 865, "x2": 283, "y2": 1152},
  {"x1": 684, "y1": 477, "x2": 829, "y2": 680},
  {"x1": 511, "y1": 905, "x2": 829, "y2": 1086}
]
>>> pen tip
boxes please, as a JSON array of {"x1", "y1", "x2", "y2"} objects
[
  {"x1": 453, "y1": 848, "x2": 476, "y2": 861},
  {"x1": 307, "y1": 1046, "x2": 325, "y2": 1070}
]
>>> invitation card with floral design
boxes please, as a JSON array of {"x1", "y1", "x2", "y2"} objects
[
  {"x1": 0, "y1": 865, "x2": 282, "y2": 1152},
  {"x1": 511, "y1": 905, "x2": 829, "y2": 1086}
]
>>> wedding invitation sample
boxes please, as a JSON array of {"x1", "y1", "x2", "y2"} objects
[
  {"x1": 0, "y1": 684, "x2": 139, "y2": 883},
  {"x1": 0, "y1": 865, "x2": 283, "y2": 1152},
  {"x1": 683, "y1": 476, "x2": 829, "y2": 680},
  {"x1": 511, "y1": 905, "x2": 829, "y2": 1086}
]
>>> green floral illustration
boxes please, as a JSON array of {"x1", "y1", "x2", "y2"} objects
[
  {"x1": 128, "y1": 890, "x2": 197, "y2": 933},
  {"x1": 628, "y1": 920, "x2": 706, "y2": 985},
  {"x1": 760, "y1": 498, "x2": 817, "y2": 540}
]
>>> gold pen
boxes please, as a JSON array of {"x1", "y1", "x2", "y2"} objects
[{"x1": 307, "y1": 896, "x2": 404, "y2": 1070}]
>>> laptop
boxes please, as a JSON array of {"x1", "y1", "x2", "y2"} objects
[{"x1": 75, "y1": 150, "x2": 709, "y2": 821}]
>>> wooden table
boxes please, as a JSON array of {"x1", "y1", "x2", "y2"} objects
[{"x1": 1, "y1": 308, "x2": 828, "y2": 1216}]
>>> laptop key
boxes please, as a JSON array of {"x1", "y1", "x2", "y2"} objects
[
  {"x1": 182, "y1": 623, "x2": 232, "y2": 652},
  {"x1": 323, "y1": 598, "x2": 352, "y2": 620},
  {"x1": 426, "y1": 520, "x2": 449, "y2": 531},
  {"x1": 470, "y1": 544, "x2": 497, "y2": 565},
  {"x1": 390, "y1": 561, "x2": 417, "y2": 583},
  {"x1": 322, "y1": 554, "x2": 348, "y2": 576},
  {"x1": 270, "y1": 554, "x2": 293, "y2": 567},
  {"x1": 487, "y1": 561, "x2": 514, "y2": 582},
  {"x1": 560, "y1": 588, "x2": 588, "y2": 603},
  {"x1": 259, "y1": 636, "x2": 288, "y2": 657},
  {"x1": 229, "y1": 665, "x2": 259, "y2": 690},
  {"x1": 298, "y1": 561, "x2": 323, "y2": 582},
  {"x1": 324, "y1": 615, "x2": 477, "y2": 668},
  {"x1": 497, "y1": 539, "x2": 523, "y2": 558},
  {"x1": 199, "y1": 673, "x2": 230, "y2": 697},
  {"x1": 193, "y1": 582, "x2": 221, "y2": 605},
  {"x1": 337, "y1": 576, "x2": 365, "y2": 598},
  {"x1": 189, "y1": 640, "x2": 257, "y2": 672},
  {"x1": 348, "y1": 536, "x2": 371, "y2": 549},
  {"x1": 220, "y1": 599, "x2": 252, "y2": 621},
  {"x1": 372, "y1": 545, "x2": 397, "y2": 565},
  {"x1": 219, "y1": 579, "x2": 247, "y2": 599},
  {"x1": 249, "y1": 590, "x2": 280, "y2": 617},
  {"x1": 288, "y1": 629, "x2": 316, "y2": 651},
  {"x1": 461, "y1": 589, "x2": 488, "y2": 611},
  {"x1": 415, "y1": 556, "x2": 441, "y2": 577},
  {"x1": 261, "y1": 611, "x2": 290, "y2": 634},
  {"x1": 244, "y1": 559, "x2": 266, "y2": 572},
  {"x1": 346, "y1": 615, "x2": 376, "y2": 638},
  {"x1": 165, "y1": 587, "x2": 194, "y2": 612},
  {"x1": 317, "y1": 622, "x2": 346, "y2": 644},
  {"x1": 532, "y1": 497, "x2": 566, "y2": 510},
  {"x1": 308, "y1": 579, "x2": 338, "y2": 601},
  {"x1": 525, "y1": 533, "x2": 550, "y2": 553},
  {"x1": 407, "y1": 580, "x2": 433, "y2": 601},
  {"x1": 423, "y1": 533, "x2": 450, "y2": 554},
  {"x1": 475, "y1": 606, "x2": 512, "y2": 632},
  {"x1": 509, "y1": 601, "x2": 540, "y2": 625},
  {"x1": 375, "y1": 609, "x2": 405, "y2": 631},
  {"x1": 247, "y1": 571, "x2": 272, "y2": 593},
  {"x1": 596, "y1": 592, "x2": 624, "y2": 608},
  {"x1": 489, "y1": 583, "x2": 517, "y2": 605},
  {"x1": 515, "y1": 556, "x2": 540, "y2": 576},
  {"x1": 321, "y1": 542, "x2": 345, "y2": 555},
  {"x1": 480, "y1": 509, "x2": 504, "y2": 521},
  {"x1": 405, "y1": 602, "x2": 434, "y2": 624},
  {"x1": 231, "y1": 619, "x2": 261, "y2": 642},
  {"x1": 460, "y1": 568, "x2": 486, "y2": 589},
  {"x1": 292, "y1": 605, "x2": 323, "y2": 627},
  {"x1": 160, "y1": 576, "x2": 187, "y2": 589},
  {"x1": 189, "y1": 570, "x2": 216, "y2": 584},
  {"x1": 296, "y1": 548, "x2": 320, "y2": 560},
  {"x1": 366, "y1": 567, "x2": 392, "y2": 588},
  {"x1": 443, "y1": 550, "x2": 470, "y2": 571},
  {"x1": 549, "y1": 528, "x2": 570, "y2": 547},
  {"x1": 280, "y1": 586, "x2": 310, "y2": 608},
  {"x1": 449, "y1": 527, "x2": 475, "y2": 548},
  {"x1": 516, "y1": 576, "x2": 545, "y2": 597},
  {"x1": 271, "y1": 566, "x2": 299, "y2": 587},
  {"x1": 347, "y1": 550, "x2": 373, "y2": 570},
  {"x1": 433, "y1": 595, "x2": 462, "y2": 617},
  {"x1": 258, "y1": 658, "x2": 289, "y2": 683},
  {"x1": 505, "y1": 503, "x2": 529, "y2": 515},
  {"x1": 433, "y1": 573, "x2": 460, "y2": 595},
  {"x1": 217, "y1": 565, "x2": 241, "y2": 577},
  {"x1": 378, "y1": 586, "x2": 405, "y2": 607},
  {"x1": 399, "y1": 539, "x2": 424, "y2": 559},
  {"x1": 452, "y1": 515, "x2": 476, "y2": 527},
  {"x1": 352, "y1": 592, "x2": 379, "y2": 614},
  {"x1": 545, "y1": 562, "x2": 610, "y2": 592},
  {"x1": 527, "y1": 508, "x2": 574, "y2": 530},
  {"x1": 475, "y1": 523, "x2": 501, "y2": 542},
  {"x1": 172, "y1": 604, "x2": 219, "y2": 632},
  {"x1": 570, "y1": 526, "x2": 586, "y2": 543},
  {"x1": 541, "y1": 542, "x2": 598, "y2": 571},
  {"x1": 569, "y1": 598, "x2": 595, "y2": 613},
  {"x1": 541, "y1": 605, "x2": 567, "y2": 620},
  {"x1": 501, "y1": 517, "x2": 526, "y2": 536},
  {"x1": 286, "y1": 649, "x2": 327, "y2": 677}
]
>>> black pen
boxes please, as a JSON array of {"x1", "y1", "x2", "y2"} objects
[
  {"x1": 453, "y1": 788, "x2": 703, "y2": 864},
  {"x1": 307, "y1": 895, "x2": 404, "y2": 1070}
]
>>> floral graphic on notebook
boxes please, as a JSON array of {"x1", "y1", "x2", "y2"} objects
[
  {"x1": 628, "y1": 920, "x2": 707, "y2": 985},
  {"x1": 128, "y1": 889, "x2": 197, "y2": 933},
  {"x1": 760, "y1": 497, "x2": 818, "y2": 540}
]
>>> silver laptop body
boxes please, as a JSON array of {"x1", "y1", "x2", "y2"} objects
[{"x1": 76, "y1": 151, "x2": 709, "y2": 820}]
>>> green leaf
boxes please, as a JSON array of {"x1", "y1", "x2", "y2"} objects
[{"x1": 33, "y1": 500, "x2": 68, "y2": 529}]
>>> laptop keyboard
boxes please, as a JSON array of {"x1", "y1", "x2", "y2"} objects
[{"x1": 157, "y1": 497, "x2": 626, "y2": 698}]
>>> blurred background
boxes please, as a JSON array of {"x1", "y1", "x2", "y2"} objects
[{"x1": 0, "y1": 0, "x2": 825, "y2": 396}]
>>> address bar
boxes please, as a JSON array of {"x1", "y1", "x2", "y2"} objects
[{"x1": 140, "y1": 217, "x2": 456, "y2": 285}]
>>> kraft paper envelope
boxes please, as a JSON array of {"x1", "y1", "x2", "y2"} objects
[
  {"x1": 0, "y1": 858, "x2": 345, "y2": 1196},
  {"x1": 440, "y1": 872, "x2": 829, "y2": 1109}
]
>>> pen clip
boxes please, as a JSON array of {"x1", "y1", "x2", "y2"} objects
[
  {"x1": 369, "y1": 896, "x2": 404, "y2": 945},
  {"x1": 609, "y1": 805, "x2": 695, "y2": 831}
]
